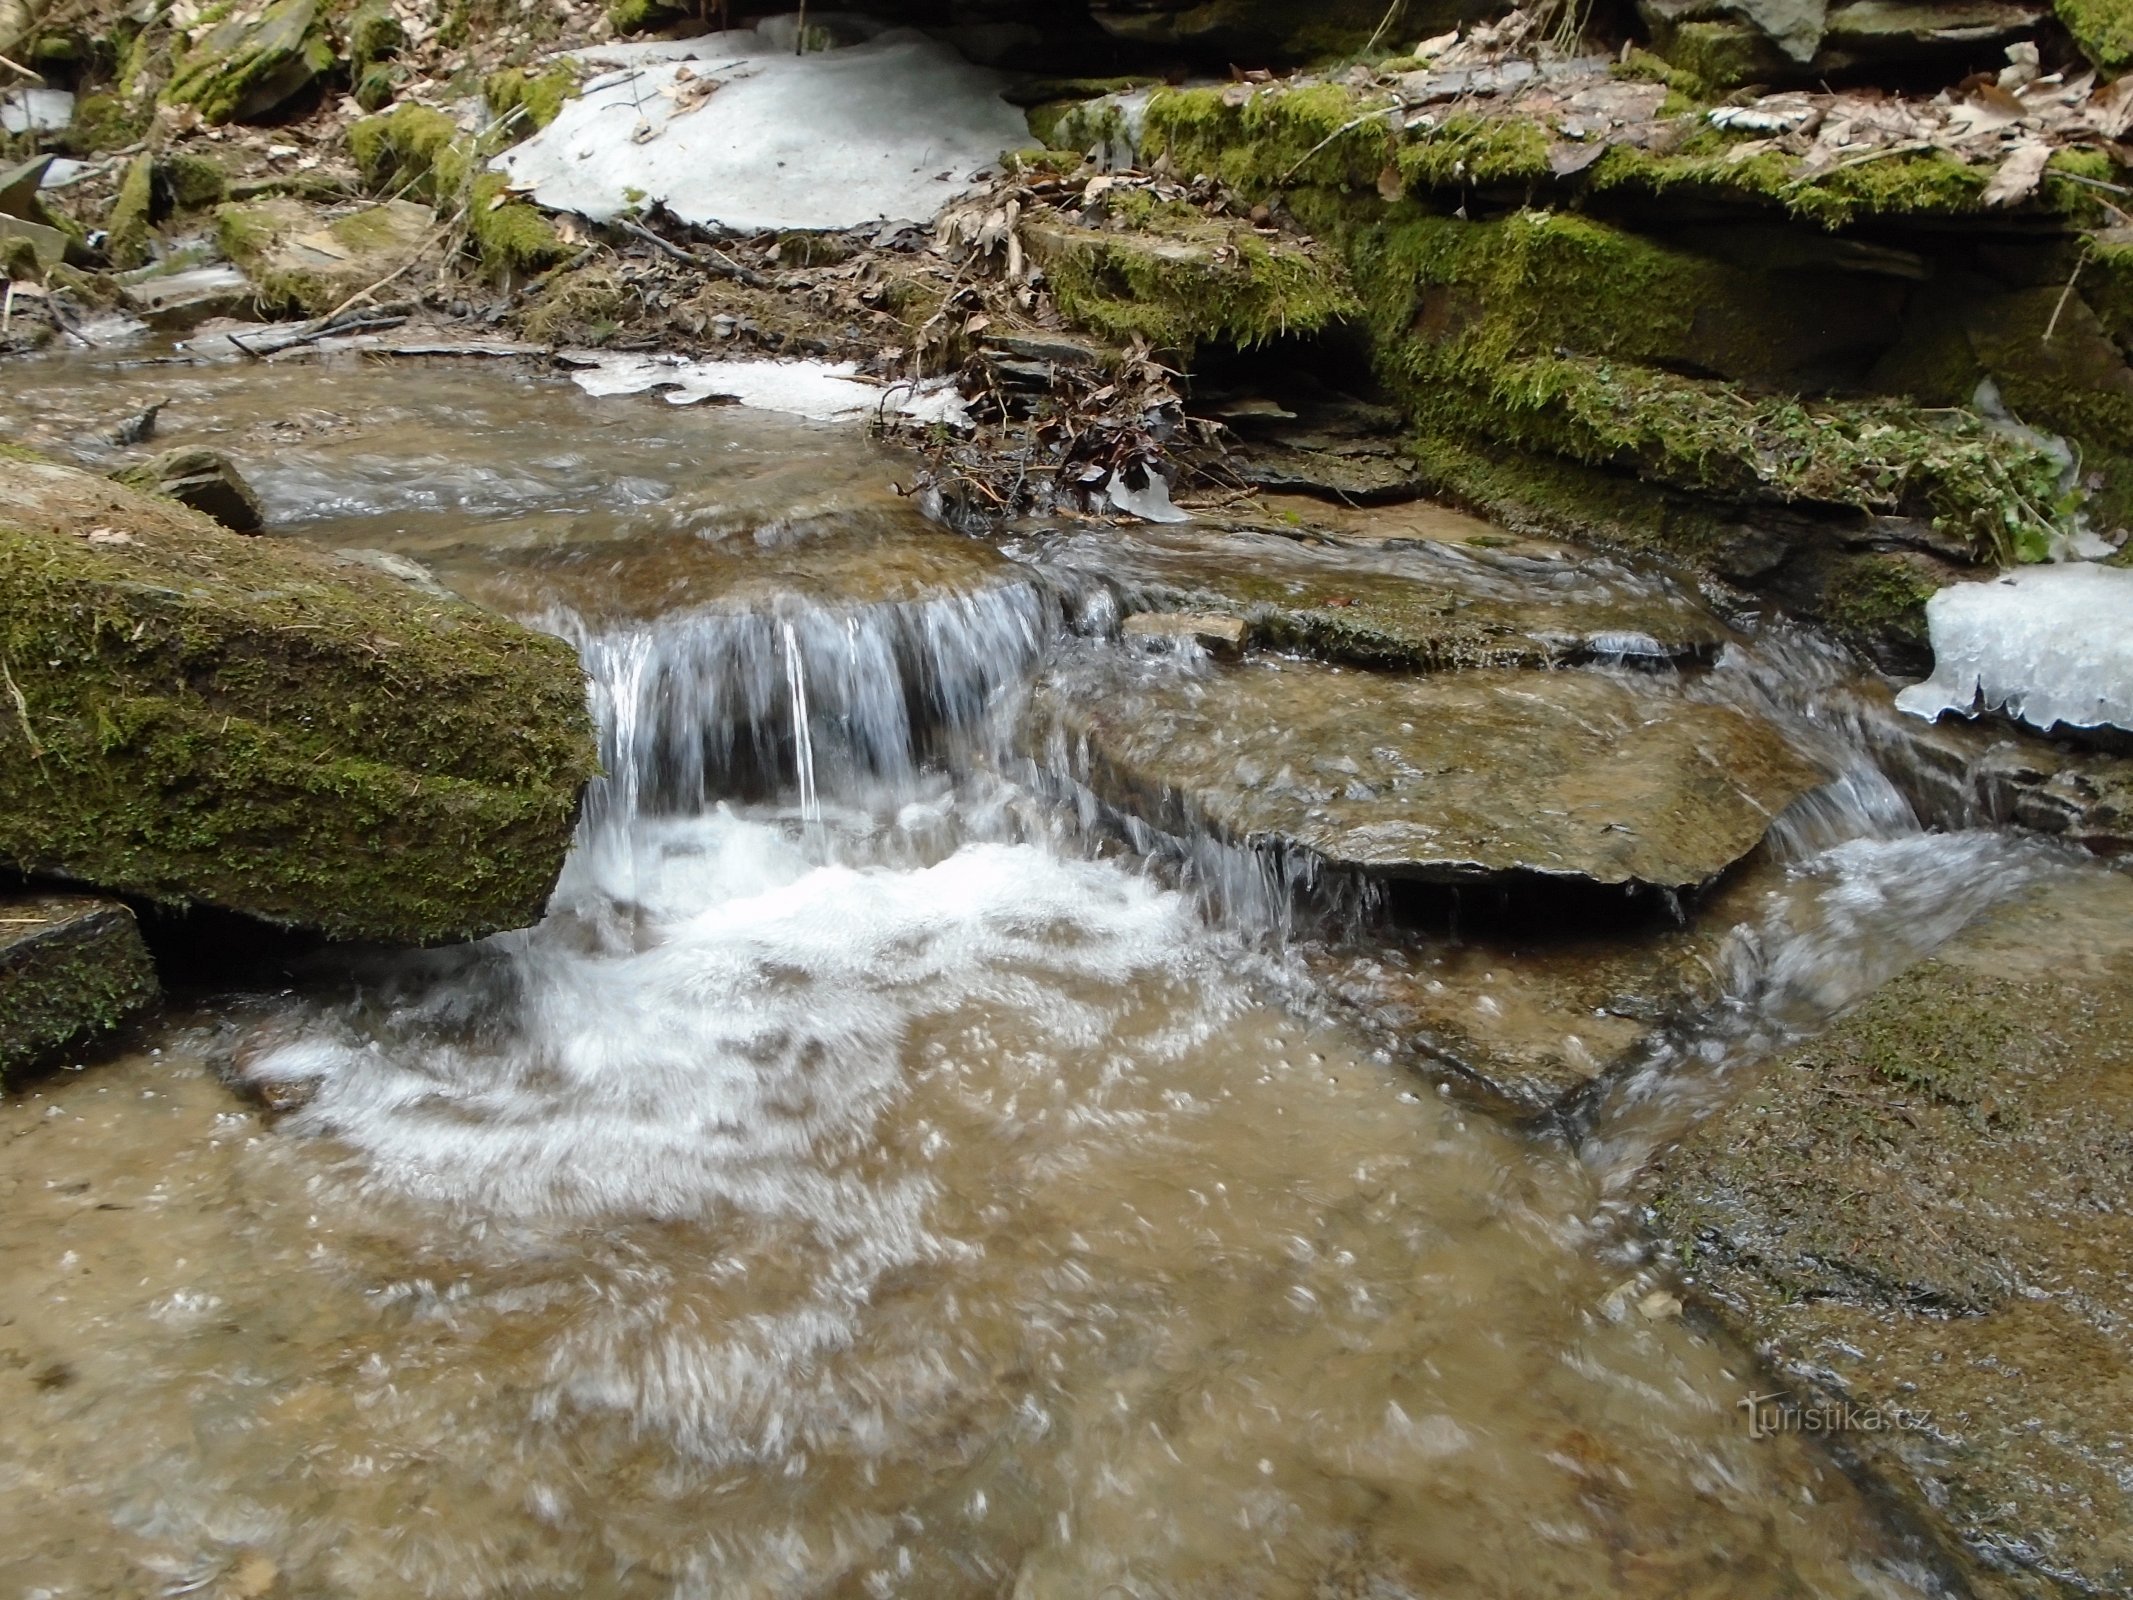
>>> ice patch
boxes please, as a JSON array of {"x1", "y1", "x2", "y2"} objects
[
  {"x1": 1895, "y1": 563, "x2": 2133, "y2": 733},
  {"x1": 561, "y1": 349, "x2": 972, "y2": 426},
  {"x1": 491, "y1": 21, "x2": 1030, "y2": 233}
]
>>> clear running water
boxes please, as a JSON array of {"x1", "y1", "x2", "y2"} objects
[{"x1": 0, "y1": 354, "x2": 2082, "y2": 1599}]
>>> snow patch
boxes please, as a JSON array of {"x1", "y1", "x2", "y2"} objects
[
  {"x1": 0, "y1": 88, "x2": 74, "y2": 136},
  {"x1": 492, "y1": 21, "x2": 1030, "y2": 233},
  {"x1": 1895, "y1": 563, "x2": 2133, "y2": 734},
  {"x1": 561, "y1": 349, "x2": 972, "y2": 426}
]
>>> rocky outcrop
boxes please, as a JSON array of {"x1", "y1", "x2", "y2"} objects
[
  {"x1": 1646, "y1": 868, "x2": 2133, "y2": 1598},
  {"x1": 1028, "y1": 654, "x2": 1825, "y2": 891},
  {"x1": 0, "y1": 447, "x2": 596, "y2": 945},
  {"x1": 0, "y1": 894, "x2": 156, "y2": 1082},
  {"x1": 162, "y1": 0, "x2": 337, "y2": 125},
  {"x1": 1637, "y1": 0, "x2": 2050, "y2": 90}
]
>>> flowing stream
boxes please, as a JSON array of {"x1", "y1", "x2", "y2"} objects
[{"x1": 0, "y1": 355, "x2": 2089, "y2": 1599}]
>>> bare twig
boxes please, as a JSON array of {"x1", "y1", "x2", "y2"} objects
[
  {"x1": 2, "y1": 657, "x2": 42, "y2": 759},
  {"x1": 321, "y1": 214, "x2": 459, "y2": 322},
  {"x1": 0, "y1": 49, "x2": 43, "y2": 83},
  {"x1": 1279, "y1": 100, "x2": 1402, "y2": 182},
  {"x1": 2043, "y1": 247, "x2": 2087, "y2": 344},
  {"x1": 1360, "y1": 0, "x2": 1404, "y2": 58}
]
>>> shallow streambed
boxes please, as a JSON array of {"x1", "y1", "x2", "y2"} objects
[{"x1": 0, "y1": 355, "x2": 2094, "y2": 1598}]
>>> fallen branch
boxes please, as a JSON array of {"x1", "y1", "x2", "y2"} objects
[{"x1": 614, "y1": 214, "x2": 766, "y2": 285}]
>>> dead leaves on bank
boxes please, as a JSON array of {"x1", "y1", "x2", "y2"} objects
[{"x1": 1332, "y1": 9, "x2": 2133, "y2": 210}]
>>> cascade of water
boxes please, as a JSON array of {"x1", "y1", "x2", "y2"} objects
[{"x1": 556, "y1": 579, "x2": 1051, "y2": 838}]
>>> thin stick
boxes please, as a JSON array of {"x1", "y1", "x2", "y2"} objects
[
  {"x1": 2, "y1": 657, "x2": 42, "y2": 759},
  {"x1": 2043, "y1": 248, "x2": 2087, "y2": 344},
  {"x1": 1279, "y1": 100, "x2": 1402, "y2": 182},
  {"x1": 0, "y1": 49, "x2": 43, "y2": 83},
  {"x1": 1360, "y1": 0, "x2": 1404, "y2": 57},
  {"x1": 794, "y1": 0, "x2": 807, "y2": 54},
  {"x1": 321, "y1": 215, "x2": 457, "y2": 322}
]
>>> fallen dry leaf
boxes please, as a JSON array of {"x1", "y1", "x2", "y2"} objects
[{"x1": 1983, "y1": 138, "x2": 2052, "y2": 206}]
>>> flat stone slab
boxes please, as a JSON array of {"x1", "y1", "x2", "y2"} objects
[
  {"x1": 1019, "y1": 516, "x2": 1729, "y2": 671},
  {"x1": 0, "y1": 896, "x2": 157, "y2": 1081},
  {"x1": 120, "y1": 264, "x2": 256, "y2": 329},
  {"x1": 1028, "y1": 654, "x2": 1825, "y2": 890},
  {"x1": 1646, "y1": 868, "x2": 2133, "y2": 1598}
]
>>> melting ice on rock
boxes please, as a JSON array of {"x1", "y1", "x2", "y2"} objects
[
  {"x1": 490, "y1": 18, "x2": 1032, "y2": 233},
  {"x1": 561, "y1": 349, "x2": 972, "y2": 426},
  {"x1": 1895, "y1": 563, "x2": 2133, "y2": 734}
]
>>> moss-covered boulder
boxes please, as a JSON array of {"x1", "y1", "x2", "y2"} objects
[
  {"x1": 0, "y1": 895, "x2": 157, "y2": 1084},
  {"x1": 0, "y1": 449, "x2": 596, "y2": 945},
  {"x1": 163, "y1": 0, "x2": 339, "y2": 125},
  {"x1": 1646, "y1": 868, "x2": 2133, "y2": 1597},
  {"x1": 214, "y1": 194, "x2": 433, "y2": 316},
  {"x1": 1026, "y1": 212, "x2": 1357, "y2": 354}
]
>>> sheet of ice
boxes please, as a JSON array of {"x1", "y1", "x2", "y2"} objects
[
  {"x1": 492, "y1": 21, "x2": 1029, "y2": 232},
  {"x1": 1895, "y1": 563, "x2": 2133, "y2": 733},
  {"x1": 561, "y1": 349, "x2": 972, "y2": 426},
  {"x1": 0, "y1": 88, "x2": 74, "y2": 135}
]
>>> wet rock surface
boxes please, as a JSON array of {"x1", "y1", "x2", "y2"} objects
[
  {"x1": 1309, "y1": 861, "x2": 1778, "y2": 1111},
  {"x1": 1646, "y1": 869, "x2": 2133, "y2": 1599},
  {"x1": 1018, "y1": 509, "x2": 1731, "y2": 671},
  {"x1": 113, "y1": 445, "x2": 266, "y2": 533},
  {"x1": 0, "y1": 448, "x2": 596, "y2": 944},
  {"x1": 1029, "y1": 653, "x2": 1826, "y2": 891},
  {"x1": 0, "y1": 894, "x2": 157, "y2": 1081}
]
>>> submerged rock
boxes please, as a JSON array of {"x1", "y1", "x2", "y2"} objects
[
  {"x1": 0, "y1": 448, "x2": 596, "y2": 945},
  {"x1": 1028, "y1": 653, "x2": 1825, "y2": 891},
  {"x1": 1646, "y1": 868, "x2": 2133, "y2": 1597},
  {"x1": 114, "y1": 446, "x2": 266, "y2": 534},
  {"x1": 0, "y1": 895, "x2": 157, "y2": 1082},
  {"x1": 1020, "y1": 515, "x2": 1730, "y2": 670}
]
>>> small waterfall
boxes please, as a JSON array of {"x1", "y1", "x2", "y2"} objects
[{"x1": 559, "y1": 579, "x2": 1052, "y2": 837}]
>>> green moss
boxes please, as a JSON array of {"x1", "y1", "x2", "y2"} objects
[
  {"x1": 2057, "y1": 0, "x2": 2133, "y2": 72},
  {"x1": 0, "y1": 451, "x2": 595, "y2": 945},
  {"x1": 162, "y1": 151, "x2": 228, "y2": 212},
  {"x1": 0, "y1": 901, "x2": 158, "y2": 1085},
  {"x1": 62, "y1": 91, "x2": 147, "y2": 156},
  {"x1": 345, "y1": 0, "x2": 404, "y2": 66},
  {"x1": 467, "y1": 170, "x2": 566, "y2": 277},
  {"x1": 483, "y1": 65, "x2": 576, "y2": 133},
  {"x1": 1822, "y1": 554, "x2": 1939, "y2": 659},
  {"x1": 1648, "y1": 18, "x2": 1783, "y2": 92},
  {"x1": 1031, "y1": 215, "x2": 1358, "y2": 354},
  {"x1": 2, "y1": 236, "x2": 42, "y2": 281},
  {"x1": 606, "y1": 0, "x2": 683, "y2": 34},
  {"x1": 105, "y1": 152, "x2": 155, "y2": 270},
  {"x1": 353, "y1": 61, "x2": 401, "y2": 112},
  {"x1": 348, "y1": 103, "x2": 468, "y2": 201}
]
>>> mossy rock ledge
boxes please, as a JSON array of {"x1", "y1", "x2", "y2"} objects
[
  {"x1": 0, "y1": 449, "x2": 597, "y2": 945},
  {"x1": 1646, "y1": 868, "x2": 2133, "y2": 1599},
  {"x1": 0, "y1": 895, "x2": 157, "y2": 1084}
]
